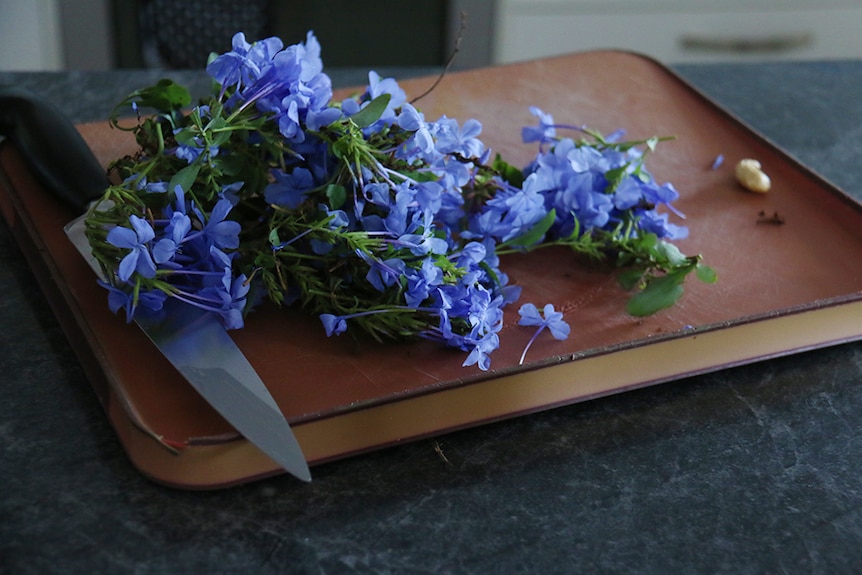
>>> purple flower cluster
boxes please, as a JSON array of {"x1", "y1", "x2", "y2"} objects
[
  {"x1": 206, "y1": 31, "x2": 341, "y2": 143},
  {"x1": 522, "y1": 107, "x2": 688, "y2": 240},
  {"x1": 94, "y1": 31, "x2": 700, "y2": 372},
  {"x1": 104, "y1": 185, "x2": 249, "y2": 329},
  {"x1": 295, "y1": 72, "x2": 518, "y2": 371}
]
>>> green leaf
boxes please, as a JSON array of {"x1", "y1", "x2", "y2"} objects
[
  {"x1": 562, "y1": 215, "x2": 582, "y2": 242},
  {"x1": 499, "y1": 208, "x2": 556, "y2": 249},
  {"x1": 633, "y1": 231, "x2": 659, "y2": 251},
  {"x1": 325, "y1": 184, "x2": 347, "y2": 210},
  {"x1": 211, "y1": 129, "x2": 232, "y2": 148},
  {"x1": 626, "y1": 274, "x2": 685, "y2": 316},
  {"x1": 603, "y1": 165, "x2": 628, "y2": 192},
  {"x1": 491, "y1": 153, "x2": 525, "y2": 187},
  {"x1": 208, "y1": 117, "x2": 232, "y2": 147},
  {"x1": 695, "y1": 263, "x2": 718, "y2": 284},
  {"x1": 110, "y1": 79, "x2": 191, "y2": 130},
  {"x1": 350, "y1": 94, "x2": 392, "y2": 128},
  {"x1": 139, "y1": 79, "x2": 192, "y2": 113},
  {"x1": 172, "y1": 127, "x2": 198, "y2": 146},
  {"x1": 655, "y1": 240, "x2": 687, "y2": 266},
  {"x1": 269, "y1": 228, "x2": 282, "y2": 247},
  {"x1": 411, "y1": 170, "x2": 440, "y2": 183},
  {"x1": 207, "y1": 116, "x2": 227, "y2": 131},
  {"x1": 216, "y1": 155, "x2": 246, "y2": 177},
  {"x1": 617, "y1": 268, "x2": 644, "y2": 291},
  {"x1": 168, "y1": 163, "x2": 200, "y2": 194}
]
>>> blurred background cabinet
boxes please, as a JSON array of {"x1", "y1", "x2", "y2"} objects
[
  {"x1": 492, "y1": 0, "x2": 862, "y2": 64},
  {"x1": 1, "y1": 0, "x2": 860, "y2": 71}
]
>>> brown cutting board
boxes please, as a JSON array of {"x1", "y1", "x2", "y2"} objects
[{"x1": 4, "y1": 50, "x2": 862, "y2": 488}]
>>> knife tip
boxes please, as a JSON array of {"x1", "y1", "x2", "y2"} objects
[{"x1": 295, "y1": 468, "x2": 313, "y2": 483}]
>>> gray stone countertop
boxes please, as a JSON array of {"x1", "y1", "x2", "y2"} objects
[{"x1": 2, "y1": 60, "x2": 862, "y2": 574}]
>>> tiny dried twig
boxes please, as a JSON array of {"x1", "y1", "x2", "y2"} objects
[
  {"x1": 432, "y1": 440, "x2": 453, "y2": 467},
  {"x1": 410, "y1": 11, "x2": 466, "y2": 105},
  {"x1": 756, "y1": 210, "x2": 785, "y2": 225}
]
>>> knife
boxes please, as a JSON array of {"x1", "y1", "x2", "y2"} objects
[{"x1": 0, "y1": 86, "x2": 311, "y2": 482}]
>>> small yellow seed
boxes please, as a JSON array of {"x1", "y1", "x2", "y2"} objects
[{"x1": 735, "y1": 158, "x2": 771, "y2": 193}]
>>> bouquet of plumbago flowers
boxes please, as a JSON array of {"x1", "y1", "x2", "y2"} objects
[{"x1": 84, "y1": 31, "x2": 715, "y2": 371}]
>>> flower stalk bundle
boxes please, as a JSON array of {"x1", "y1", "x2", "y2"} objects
[{"x1": 85, "y1": 32, "x2": 715, "y2": 371}]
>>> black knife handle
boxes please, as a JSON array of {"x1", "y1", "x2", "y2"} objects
[{"x1": 0, "y1": 85, "x2": 109, "y2": 212}]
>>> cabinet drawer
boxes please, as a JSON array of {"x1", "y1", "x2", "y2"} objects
[{"x1": 493, "y1": 2, "x2": 862, "y2": 63}]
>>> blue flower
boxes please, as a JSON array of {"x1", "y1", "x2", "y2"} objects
[
  {"x1": 521, "y1": 106, "x2": 556, "y2": 144},
  {"x1": 319, "y1": 308, "x2": 396, "y2": 338},
  {"x1": 519, "y1": 121, "x2": 689, "y2": 245},
  {"x1": 206, "y1": 32, "x2": 284, "y2": 90},
  {"x1": 382, "y1": 185, "x2": 414, "y2": 237},
  {"x1": 612, "y1": 177, "x2": 644, "y2": 211},
  {"x1": 466, "y1": 287, "x2": 504, "y2": 336},
  {"x1": 210, "y1": 31, "x2": 335, "y2": 146},
  {"x1": 201, "y1": 199, "x2": 241, "y2": 250},
  {"x1": 395, "y1": 210, "x2": 449, "y2": 256},
  {"x1": 306, "y1": 105, "x2": 341, "y2": 131},
  {"x1": 461, "y1": 331, "x2": 500, "y2": 371},
  {"x1": 454, "y1": 241, "x2": 486, "y2": 268},
  {"x1": 125, "y1": 174, "x2": 168, "y2": 194},
  {"x1": 161, "y1": 242, "x2": 250, "y2": 329},
  {"x1": 641, "y1": 181, "x2": 683, "y2": 217},
  {"x1": 566, "y1": 145, "x2": 601, "y2": 175},
  {"x1": 174, "y1": 134, "x2": 219, "y2": 164},
  {"x1": 518, "y1": 303, "x2": 570, "y2": 338},
  {"x1": 107, "y1": 215, "x2": 157, "y2": 281},
  {"x1": 340, "y1": 97, "x2": 360, "y2": 117},
  {"x1": 322, "y1": 205, "x2": 349, "y2": 229},
  {"x1": 320, "y1": 314, "x2": 348, "y2": 337},
  {"x1": 265, "y1": 167, "x2": 315, "y2": 208},
  {"x1": 276, "y1": 98, "x2": 304, "y2": 143},
  {"x1": 414, "y1": 181, "x2": 443, "y2": 214},
  {"x1": 365, "y1": 71, "x2": 406, "y2": 125},
  {"x1": 152, "y1": 211, "x2": 192, "y2": 264},
  {"x1": 99, "y1": 280, "x2": 166, "y2": 323},
  {"x1": 363, "y1": 182, "x2": 391, "y2": 207},
  {"x1": 199, "y1": 273, "x2": 250, "y2": 330},
  {"x1": 219, "y1": 181, "x2": 245, "y2": 205},
  {"x1": 517, "y1": 303, "x2": 571, "y2": 364},
  {"x1": 395, "y1": 102, "x2": 424, "y2": 131},
  {"x1": 417, "y1": 282, "x2": 506, "y2": 372},
  {"x1": 394, "y1": 103, "x2": 439, "y2": 163},
  {"x1": 475, "y1": 183, "x2": 548, "y2": 243},
  {"x1": 353, "y1": 249, "x2": 403, "y2": 292},
  {"x1": 293, "y1": 30, "x2": 324, "y2": 81},
  {"x1": 557, "y1": 179, "x2": 613, "y2": 231},
  {"x1": 220, "y1": 274, "x2": 251, "y2": 330},
  {"x1": 405, "y1": 258, "x2": 444, "y2": 308},
  {"x1": 431, "y1": 156, "x2": 473, "y2": 191},
  {"x1": 638, "y1": 211, "x2": 689, "y2": 240},
  {"x1": 434, "y1": 116, "x2": 485, "y2": 159}
]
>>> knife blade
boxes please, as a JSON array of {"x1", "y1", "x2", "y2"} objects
[{"x1": 0, "y1": 85, "x2": 311, "y2": 482}]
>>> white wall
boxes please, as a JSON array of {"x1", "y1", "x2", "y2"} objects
[{"x1": 0, "y1": 0, "x2": 64, "y2": 70}]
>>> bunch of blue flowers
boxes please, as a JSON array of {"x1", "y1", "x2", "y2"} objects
[{"x1": 85, "y1": 31, "x2": 714, "y2": 371}]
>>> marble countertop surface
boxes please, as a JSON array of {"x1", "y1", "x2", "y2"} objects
[{"x1": 2, "y1": 59, "x2": 862, "y2": 574}]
